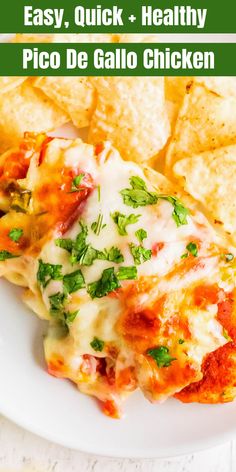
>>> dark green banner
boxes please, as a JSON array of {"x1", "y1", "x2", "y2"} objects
[
  {"x1": 0, "y1": 43, "x2": 235, "y2": 76},
  {"x1": 1, "y1": 0, "x2": 236, "y2": 33}
]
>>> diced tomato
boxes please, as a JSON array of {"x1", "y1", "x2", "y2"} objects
[
  {"x1": 116, "y1": 367, "x2": 136, "y2": 391},
  {"x1": 47, "y1": 358, "x2": 66, "y2": 378},
  {"x1": 152, "y1": 242, "x2": 164, "y2": 257},
  {"x1": 38, "y1": 136, "x2": 53, "y2": 164},
  {"x1": 0, "y1": 133, "x2": 48, "y2": 184},
  {"x1": 194, "y1": 285, "x2": 223, "y2": 307},
  {"x1": 95, "y1": 142, "x2": 105, "y2": 156},
  {"x1": 122, "y1": 308, "x2": 161, "y2": 338},
  {"x1": 100, "y1": 399, "x2": 120, "y2": 419},
  {"x1": 34, "y1": 167, "x2": 94, "y2": 235},
  {"x1": 217, "y1": 294, "x2": 236, "y2": 342}
]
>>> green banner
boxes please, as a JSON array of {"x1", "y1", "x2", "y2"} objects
[
  {"x1": 1, "y1": 0, "x2": 236, "y2": 34},
  {"x1": 0, "y1": 43, "x2": 235, "y2": 76}
]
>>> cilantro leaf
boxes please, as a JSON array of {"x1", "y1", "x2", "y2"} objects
[
  {"x1": 186, "y1": 242, "x2": 198, "y2": 257},
  {"x1": 79, "y1": 245, "x2": 98, "y2": 266},
  {"x1": 223, "y1": 328, "x2": 232, "y2": 342},
  {"x1": 49, "y1": 292, "x2": 66, "y2": 316},
  {"x1": 71, "y1": 222, "x2": 99, "y2": 266},
  {"x1": 87, "y1": 267, "x2": 120, "y2": 299},
  {"x1": 37, "y1": 259, "x2": 63, "y2": 288},
  {"x1": 147, "y1": 346, "x2": 176, "y2": 368},
  {"x1": 9, "y1": 228, "x2": 23, "y2": 243},
  {"x1": 135, "y1": 228, "x2": 147, "y2": 243},
  {"x1": 111, "y1": 211, "x2": 140, "y2": 236},
  {"x1": 55, "y1": 238, "x2": 74, "y2": 253},
  {"x1": 117, "y1": 266, "x2": 137, "y2": 280},
  {"x1": 129, "y1": 176, "x2": 147, "y2": 190},
  {"x1": 56, "y1": 222, "x2": 98, "y2": 267},
  {"x1": 49, "y1": 292, "x2": 78, "y2": 330},
  {"x1": 158, "y1": 196, "x2": 189, "y2": 227},
  {"x1": 90, "y1": 337, "x2": 104, "y2": 352},
  {"x1": 70, "y1": 174, "x2": 85, "y2": 193},
  {"x1": 129, "y1": 243, "x2": 152, "y2": 265},
  {"x1": 178, "y1": 339, "x2": 185, "y2": 345},
  {"x1": 0, "y1": 250, "x2": 19, "y2": 261},
  {"x1": 97, "y1": 185, "x2": 101, "y2": 202},
  {"x1": 91, "y1": 213, "x2": 106, "y2": 236},
  {"x1": 181, "y1": 242, "x2": 198, "y2": 259},
  {"x1": 73, "y1": 221, "x2": 88, "y2": 254},
  {"x1": 63, "y1": 269, "x2": 85, "y2": 294},
  {"x1": 65, "y1": 310, "x2": 79, "y2": 324},
  {"x1": 120, "y1": 176, "x2": 158, "y2": 208},
  {"x1": 98, "y1": 246, "x2": 124, "y2": 264}
]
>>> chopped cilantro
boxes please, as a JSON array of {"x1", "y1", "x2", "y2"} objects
[
  {"x1": 117, "y1": 266, "x2": 137, "y2": 280},
  {"x1": 0, "y1": 250, "x2": 19, "y2": 261},
  {"x1": 91, "y1": 213, "x2": 106, "y2": 236},
  {"x1": 120, "y1": 176, "x2": 158, "y2": 209},
  {"x1": 9, "y1": 228, "x2": 23, "y2": 243},
  {"x1": 129, "y1": 243, "x2": 152, "y2": 265},
  {"x1": 178, "y1": 339, "x2": 185, "y2": 345},
  {"x1": 186, "y1": 242, "x2": 198, "y2": 257},
  {"x1": 90, "y1": 337, "x2": 104, "y2": 352},
  {"x1": 56, "y1": 222, "x2": 97, "y2": 267},
  {"x1": 147, "y1": 346, "x2": 176, "y2": 368},
  {"x1": 37, "y1": 260, "x2": 63, "y2": 288},
  {"x1": 63, "y1": 269, "x2": 85, "y2": 294},
  {"x1": 223, "y1": 328, "x2": 232, "y2": 342},
  {"x1": 49, "y1": 292, "x2": 66, "y2": 316},
  {"x1": 56, "y1": 222, "x2": 123, "y2": 267},
  {"x1": 65, "y1": 310, "x2": 79, "y2": 324},
  {"x1": 55, "y1": 238, "x2": 73, "y2": 253},
  {"x1": 49, "y1": 292, "x2": 78, "y2": 329},
  {"x1": 73, "y1": 221, "x2": 88, "y2": 254},
  {"x1": 181, "y1": 242, "x2": 198, "y2": 259},
  {"x1": 87, "y1": 267, "x2": 120, "y2": 299},
  {"x1": 97, "y1": 185, "x2": 101, "y2": 202},
  {"x1": 120, "y1": 178, "x2": 189, "y2": 226},
  {"x1": 158, "y1": 196, "x2": 189, "y2": 227},
  {"x1": 79, "y1": 245, "x2": 98, "y2": 266},
  {"x1": 98, "y1": 246, "x2": 124, "y2": 264},
  {"x1": 111, "y1": 211, "x2": 140, "y2": 236},
  {"x1": 135, "y1": 228, "x2": 147, "y2": 243},
  {"x1": 70, "y1": 174, "x2": 84, "y2": 193}
]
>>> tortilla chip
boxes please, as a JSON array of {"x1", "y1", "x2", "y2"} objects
[
  {"x1": 173, "y1": 145, "x2": 236, "y2": 242},
  {"x1": 195, "y1": 77, "x2": 236, "y2": 98},
  {"x1": 166, "y1": 81, "x2": 236, "y2": 174},
  {"x1": 33, "y1": 77, "x2": 96, "y2": 128},
  {"x1": 0, "y1": 80, "x2": 68, "y2": 153},
  {"x1": 0, "y1": 77, "x2": 27, "y2": 94},
  {"x1": 165, "y1": 77, "x2": 192, "y2": 131},
  {"x1": 88, "y1": 77, "x2": 170, "y2": 162}
]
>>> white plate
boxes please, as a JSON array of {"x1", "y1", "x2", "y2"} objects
[{"x1": 1, "y1": 267, "x2": 236, "y2": 458}]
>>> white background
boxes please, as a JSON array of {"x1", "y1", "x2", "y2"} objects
[{"x1": 0, "y1": 415, "x2": 235, "y2": 472}]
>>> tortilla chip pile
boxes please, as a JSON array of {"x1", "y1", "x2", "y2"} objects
[{"x1": 1, "y1": 34, "x2": 236, "y2": 247}]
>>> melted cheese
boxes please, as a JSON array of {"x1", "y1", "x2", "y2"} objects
[{"x1": 1, "y1": 136, "x2": 234, "y2": 414}]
